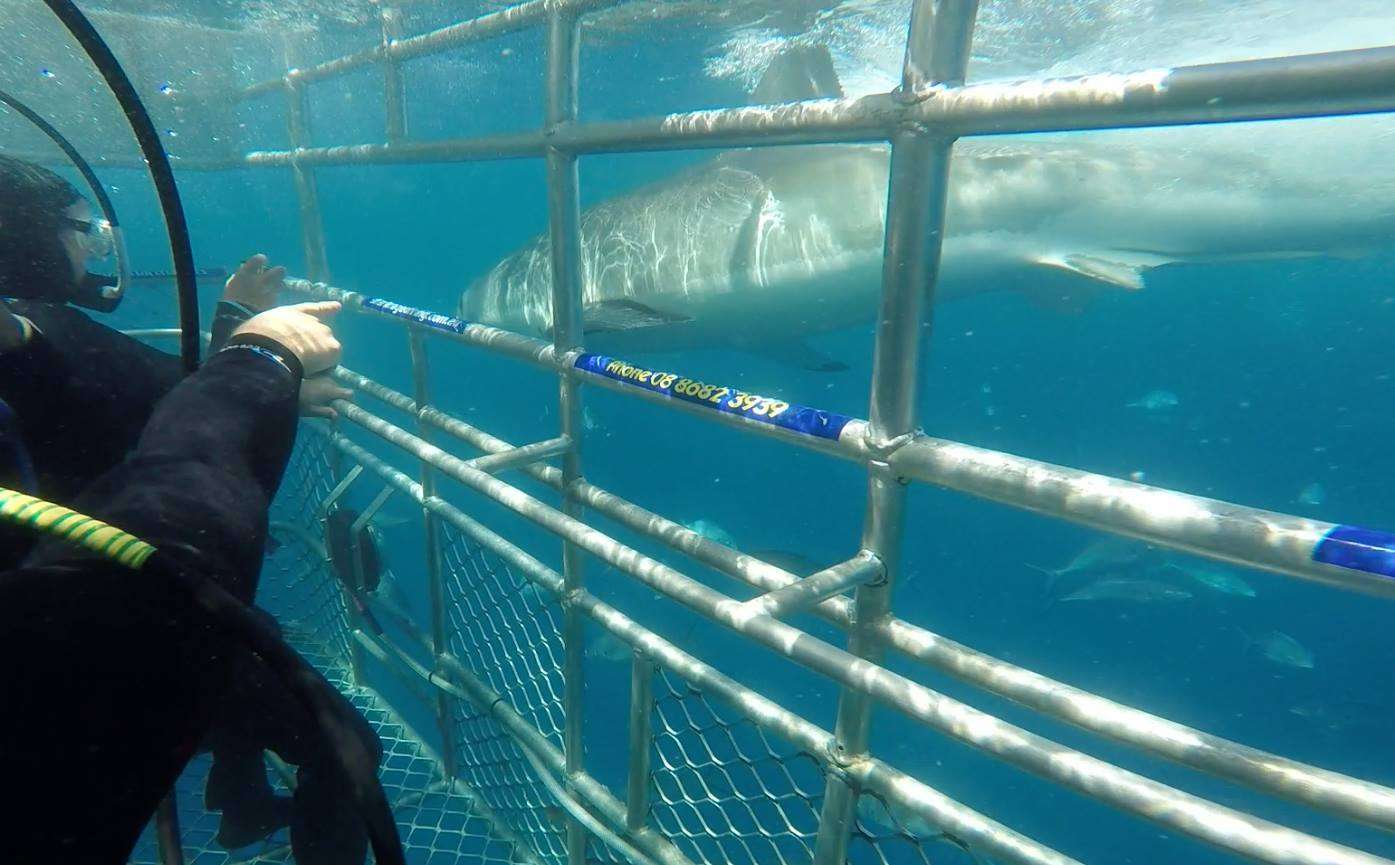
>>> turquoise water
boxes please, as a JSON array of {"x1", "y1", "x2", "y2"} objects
[{"x1": 13, "y1": 1, "x2": 1395, "y2": 863}]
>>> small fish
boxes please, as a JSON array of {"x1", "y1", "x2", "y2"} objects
[
  {"x1": 585, "y1": 631, "x2": 630, "y2": 663},
  {"x1": 1059, "y1": 578, "x2": 1192, "y2": 604},
  {"x1": 1297, "y1": 482, "x2": 1327, "y2": 506},
  {"x1": 1126, "y1": 389, "x2": 1180, "y2": 411},
  {"x1": 1164, "y1": 561, "x2": 1256, "y2": 598},
  {"x1": 1246, "y1": 630, "x2": 1315, "y2": 669},
  {"x1": 1031, "y1": 536, "x2": 1151, "y2": 578},
  {"x1": 1029, "y1": 536, "x2": 1156, "y2": 597},
  {"x1": 1288, "y1": 699, "x2": 1383, "y2": 733},
  {"x1": 684, "y1": 518, "x2": 737, "y2": 547}
]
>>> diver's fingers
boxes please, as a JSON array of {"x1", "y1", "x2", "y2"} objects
[
  {"x1": 305, "y1": 404, "x2": 338, "y2": 420},
  {"x1": 287, "y1": 300, "x2": 341, "y2": 320},
  {"x1": 237, "y1": 303, "x2": 342, "y2": 374},
  {"x1": 224, "y1": 253, "x2": 278, "y2": 308},
  {"x1": 231, "y1": 253, "x2": 268, "y2": 281}
]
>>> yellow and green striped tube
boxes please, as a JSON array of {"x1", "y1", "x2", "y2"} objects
[{"x1": 0, "y1": 487, "x2": 155, "y2": 569}]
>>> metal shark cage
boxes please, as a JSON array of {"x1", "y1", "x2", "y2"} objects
[{"x1": 121, "y1": 2, "x2": 1395, "y2": 864}]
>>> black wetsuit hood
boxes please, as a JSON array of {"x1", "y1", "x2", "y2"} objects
[{"x1": 0, "y1": 156, "x2": 82, "y2": 302}]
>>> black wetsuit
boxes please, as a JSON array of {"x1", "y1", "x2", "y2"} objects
[
  {"x1": 0, "y1": 307, "x2": 380, "y2": 863},
  {"x1": 0, "y1": 298, "x2": 249, "y2": 507},
  {"x1": 0, "y1": 340, "x2": 379, "y2": 864}
]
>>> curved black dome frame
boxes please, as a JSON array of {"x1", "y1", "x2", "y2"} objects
[
  {"x1": 0, "y1": 86, "x2": 133, "y2": 312},
  {"x1": 41, "y1": 0, "x2": 200, "y2": 372}
]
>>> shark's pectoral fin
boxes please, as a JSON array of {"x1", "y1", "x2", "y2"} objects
[
  {"x1": 578, "y1": 299, "x2": 693, "y2": 335},
  {"x1": 744, "y1": 338, "x2": 848, "y2": 373},
  {"x1": 1037, "y1": 253, "x2": 1158, "y2": 291},
  {"x1": 1020, "y1": 252, "x2": 1165, "y2": 314}
]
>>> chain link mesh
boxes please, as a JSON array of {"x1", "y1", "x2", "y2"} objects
[
  {"x1": 439, "y1": 520, "x2": 573, "y2": 865},
  {"x1": 262, "y1": 433, "x2": 354, "y2": 658},
  {"x1": 441, "y1": 522, "x2": 568, "y2": 748},
  {"x1": 127, "y1": 438, "x2": 543, "y2": 865},
  {"x1": 649, "y1": 669, "x2": 826, "y2": 865},
  {"x1": 122, "y1": 432, "x2": 960, "y2": 865},
  {"x1": 847, "y1": 791, "x2": 986, "y2": 865}
]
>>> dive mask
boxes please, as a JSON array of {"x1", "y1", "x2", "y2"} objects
[
  {"x1": 63, "y1": 215, "x2": 115, "y2": 261},
  {"x1": 59, "y1": 215, "x2": 124, "y2": 312}
]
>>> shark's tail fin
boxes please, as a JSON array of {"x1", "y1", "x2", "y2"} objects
[{"x1": 1024, "y1": 562, "x2": 1063, "y2": 595}]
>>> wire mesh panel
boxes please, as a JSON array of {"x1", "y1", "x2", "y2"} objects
[
  {"x1": 441, "y1": 522, "x2": 573, "y2": 864},
  {"x1": 447, "y1": 696, "x2": 572, "y2": 865},
  {"x1": 128, "y1": 621, "x2": 524, "y2": 865},
  {"x1": 261, "y1": 433, "x2": 354, "y2": 660},
  {"x1": 128, "y1": 437, "x2": 536, "y2": 865},
  {"x1": 442, "y1": 520, "x2": 568, "y2": 748},
  {"x1": 649, "y1": 669, "x2": 825, "y2": 865},
  {"x1": 847, "y1": 792, "x2": 987, "y2": 865}
]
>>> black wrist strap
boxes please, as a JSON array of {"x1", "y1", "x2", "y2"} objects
[{"x1": 222, "y1": 333, "x2": 304, "y2": 381}]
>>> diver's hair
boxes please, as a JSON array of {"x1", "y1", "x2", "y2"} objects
[{"x1": 0, "y1": 155, "x2": 83, "y2": 296}]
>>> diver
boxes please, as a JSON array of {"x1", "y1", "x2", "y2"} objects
[
  {"x1": 0, "y1": 154, "x2": 350, "y2": 507},
  {"x1": 0, "y1": 300, "x2": 394, "y2": 863},
  {"x1": 0, "y1": 154, "x2": 366, "y2": 857}
]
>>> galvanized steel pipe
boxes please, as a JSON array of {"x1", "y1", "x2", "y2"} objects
[
  {"x1": 238, "y1": 0, "x2": 623, "y2": 99},
  {"x1": 326, "y1": 428, "x2": 1079, "y2": 865},
  {"x1": 327, "y1": 364, "x2": 1395, "y2": 830},
  {"x1": 328, "y1": 401, "x2": 1392, "y2": 865},
  {"x1": 242, "y1": 47, "x2": 1395, "y2": 167}
]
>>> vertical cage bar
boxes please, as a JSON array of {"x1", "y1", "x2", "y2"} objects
[
  {"x1": 811, "y1": 2, "x2": 979, "y2": 864},
  {"x1": 409, "y1": 328, "x2": 459, "y2": 777},
  {"x1": 625, "y1": 653, "x2": 655, "y2": 833},
  {"x1": 545, "y1": 8, "x2": 588, "y2": 865},
  {"x1": 155, "y1": 794, "x2": 184, "y2": 865},
  {"x1": 281, "y1": 39, "x2": 331, "y2": 282},
  {"x1": 381, "y1": 4, "x2": 408, "y2": 143}
]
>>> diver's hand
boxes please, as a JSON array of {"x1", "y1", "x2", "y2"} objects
[
  {"x1": 222, "y1": 253, "x2": 285, "y2": 311},
  {"x1": 300, "y1": 373, "x2": 353, "y2": 420},
  {"x1": 234, "y1": 301, "x2": 342, "y2": 376}
]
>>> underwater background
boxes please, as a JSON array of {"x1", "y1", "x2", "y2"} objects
[{"x1": 6, "y1": 1, "x2": 1395, "y2": 862}]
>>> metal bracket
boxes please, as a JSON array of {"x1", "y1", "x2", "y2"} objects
[
  {"x1": 741, "y1": 553, "x2": 885, "y2": 619},
  {"x1": 866, "y1": 430, "x2": 917, "y2": 462},
  {"x1": 348, "y1": 484, "x2": 397, "y2": 590},
  {"x1": 466, "y1": 435, "x2": 572, "y2": 475},
  {"x1": 317, "y1": 462, "x2": 364, "y2": 518}
]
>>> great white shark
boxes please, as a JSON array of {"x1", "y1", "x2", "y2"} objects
[{"x1": 460, "y1": 48, "x2": 1395, "y2": 369}]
